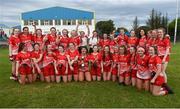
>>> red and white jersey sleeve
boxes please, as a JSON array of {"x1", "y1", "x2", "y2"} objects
[
  {"x1": 157, "y1": 37, "x2": 171, "y2": 56},
  {"x1": 42, "y1": 52, "x2": 55, "y2": 68},
  {"x1": 19, "y1": 33, "x2": 33, "y2": 51},
  {"x1": 8, "y1": 35, "x2": 20, "y2": 55},
  {"x1": 148, "y1": 55, "x2": 162, "y2": 73},
  {"x1": 16, "y1": 52, "x2": 32, "y2": 67},
  {"x1": 66, "y1": 50, "x2": 79, "y2": 60},
  {"x1": 128, "y1": 37, "x2": 139, "y2": 47},
  {"x1": 55, "y1": 52, "x2": 67, "y2": 66}
]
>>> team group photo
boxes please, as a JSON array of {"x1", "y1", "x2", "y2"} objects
[{"x1": 0, "y1": 0, "x2": 180, "y2": 108}]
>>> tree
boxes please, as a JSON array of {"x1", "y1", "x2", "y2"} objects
[
  {"x1": 168, "y1": 18, "x2": 180, "y2": 41},
  {"x1": 95, "y1": 20, "x2": 115, "y2": 35},
  {"x1": 132, "y1": 16, "x2": 139, "y2": 31},
  {"x1": 146, "y1": 9, "x2": 169, "y2": 30}
]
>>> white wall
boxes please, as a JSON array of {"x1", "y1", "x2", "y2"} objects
[{"x1": 21, "y1": 19, "x2": 95, "y2": 37}]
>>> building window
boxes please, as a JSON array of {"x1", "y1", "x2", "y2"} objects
[
  {"x1": 24, "y1": 20, "x2": 28, "y2": 25},
  {"x1": 78, "y1": 20, "x2": 92, "y2": 25},
  {"x1": 63, "y1": 20, "x2": 75, "y2": 25},
  {"x1": 55, "y1": 20, "x2": 61, "y2": 25},
  {"x1": 40, "y1": 20, "x2": 53, "y2": 25}
]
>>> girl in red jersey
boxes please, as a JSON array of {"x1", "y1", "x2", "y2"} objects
[
  {"x1": 68, "y1": 30, "x2": 80, "y2": 49},
  {"x1": 89, "y1": 31, "x2": 99, "y2": 53},
  {"x1": 55, "y1": 45, "x2": 68, "y2": 83},
  {"x1": 138, "y1": 30, "x2": 147, "y2": 49},
  {"x1": 66, "y1": 42, "x2": 79, "y2": 82},
  {"x1": 148, "y1": 46, "x2": 167, "y2": 96},
  {"x1": 58, "y1": 29, "x2": 69, "y2": 50},
  {"x1": 129, "y1": 46, "x2": 137, "y2": 86},
  {"x1": 109, "y1": 35, "x2": 116, "y2": 53},
  {"x1": 9, "y1": 28, "x2": 20, "y2": 80},
  {"x1": 42, "y1": 44, "x2": 56, "y2": 83},
  {"x1": 98, "y1": 33, "x2": 110, "y2": 51},
  {"x1": 32, "y1": 24, "x2": 45, "y2": 50},
  {"x1": 31, "y1": 43, "x2": 44, "y2": 82},
  {"x1": 136, "y1": 47, "x2": 150, "y2": 91},
  {"x1": 157, "y1": 28, "x2": 171, "y2": 84},
  {"x1": 78, "y1": 46, "x2": 91, "y2": 82},
  {"x1": 15, "y1": 43, "x2": 33, "y2": 85},
  {"x1": 111, "y1": 45, "x2": 119, "y2": 82},
  {"x1": 19, "y1": 27, "x2": 33, "y2": 52},
  {"x1": 128, "y1": 30, "x2": 139, "y2": 47},
  {"x1": 89, "y1": 45, "x2": 103, "y2": 81},
  {"x1": 118, "y1": 45, "x2": 131, "y2": 85},
  {"x1": 115, "y1": 29, "x2": 128, "y2": 46},
  {"x1": 43, "y1": 27, "x2": 58, "y2": 51},
  {"x1": 146, "y1": 30, "x2": 158, "y2": 53},
  {"x1": 102, "y1": 45, "x2": 112, "y2": 81}
]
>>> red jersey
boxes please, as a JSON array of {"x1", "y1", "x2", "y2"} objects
[
  {"x1": 99, "y1": 39, "x2": 110, "y2": 48},
  {"x1": 156, "y1": 37, "x2": 171, "y2": 56},
  {"x1": 55, "y1": 52, "x2": 67, "y2": 67},
  {"x1": 116, "y1": 34, "x2": 128, "y2": 46},
  {"x1": 78, "y1": 54, "x2": 90, "y2": 71},
  {"x1": 89, "y1": 52, "x2": 102, "y2": 68},
  {"x1": 148, "y1": 55, "x2": 162, "y2": 73},
  {"x1": 46, "y1": 34, "x2": 57, "y2": 49},
  {"x1": 138, "y1": 36, "x2": 147, "y2": 48},
  {"x1": 8, "y1": 35, "x2": 20, "y2": 55},
  {"x1": 19, "y1": 33, "x2": 33, "y2": 51},
  {"x1": 59, "y1": 35, "x2": 69, "y2": 49},
  {"x1": 136, "y1": 55, "x2": 150, "y2": 79},
  {"x1": 66, "y1": 50, "x2": 79, "y2": 60},
  {"x1": 109, "y1": 40, "x2": 116, "y2": 53},
  {"x1": 102, "y1": 54, "x2": 112, "y2": 67},
  {"x1": 42, "y1": 52, "x2": 56, "y2": 67},
  {"x1": 32, "y1": 34, "x2": 44, "y2": 46},
  {"x1": 31, "y1": 51, "x2": 42, "y2": 59},
  {"x1": 119, "y1": 54, "x2": 130, "y2": 73},
  {"x1": 16, "y1": 51, "x2": 32, "y2": 67},
  {"x1": 128, "y1": 36, "x2": 139, "y2": 47},
  {"x1": 68, "y1": 36, "x2": 80, "y2": 47}
]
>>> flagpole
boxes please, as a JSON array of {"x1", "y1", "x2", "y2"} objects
[{"x1": 174, "y1": 0, "x2": 179, "y2": 45}]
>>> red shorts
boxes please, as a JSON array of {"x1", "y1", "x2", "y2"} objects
[
  {"x1": 153, "y1": 76, "x2": 165, "y2": 86},
  {"x1": 159, "y1": 55, "x2": 170, "y2": 62},
  {"x1": 19, "y1": 64, "x2": 32, "y2": 75},
  {"x1": 131, "y1": 70, "x2": 137, "y2": 78},
  {"x1": 103, "y1": 65, "x2": 111, "y2": 72},
  {"x1": 119, "y1": 72, "x2": 130, "y2": 77},
  {"x1": 112, "y1": 68, "x2": 117, "y2": 75},
  {"x1": 43, "y1": 64, "x2": 55, "y2": 77},
  {"x1": 91, "y1": 66, "x2": 101, "y2": 77},
  {"x1": 68, "y1": 63, "x2": 78, "y2": 75},
  {"x1": 57, "y1": 65, "x2": 66, "y2": 76}
]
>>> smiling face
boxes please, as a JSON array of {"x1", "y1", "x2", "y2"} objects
[
  {"x1": 103, "y1": 33, "x2": 108, "y2": 39},
  {"x1": 93, "y1": 45, "x2": 98, "y2": 52},
  {"x1": 148, "y1": 47, "x2": 155, "y2": 56},
  {"x1": 120, "y1": 29, "x2": 125, "y2": 35},
  {"x1": 113, "y1": 46, "x2": 119, "y2": 53},
  {"x1": 69, "y1": 43, "x2": 75, "y2": 50},
  {"x1": 62, "y1": 29, "x2": 68, "y2": 36},
  {"x1": 129, "y1": 46, "x2": 135, "y2": 54},
  {"x1": 140, "y1": 30, "x2": 145, "y2": 36},
  {"x1": 58, "y1": 46, "x2": 64, "y2": 53},
  {"x1": 130, "y1": 30, "x2": 135, "y2": 37},
  {"x1": 47, "y1": 45, "x2": 52, "y2": 52},
  {"x1": 50, "y1": 28, "x2": 56, "y2": 35},
  {"x1": 23, "y1": 27, "x2": 29, "y2": 34},
  {"x1": 137, "y1": 47, "x2": 145, "y2": 57},
  {"x1": 13, "y1": 28, "x2": 20, "y2": 36},
  {"x1": 151, "y1": 30, "x2": 157, "y2": 38},
  {"x1": 36, "y1": 29, "x2": 42, "y2": 36},
  {"x1": 34, "y1": 44, "x2": 40, "y2": 51},
  {"x1": 158, "y1": 29, "x2": 164, "y2": 38},
  {"x1": 119, "y1": 47, "x2": 125, "y2": 55},
  {"x1": 81, "y1": 47, "x2": 87, "y2": 54},
  {"x1": 104, "y1": 46, "x2": 110, "y2": 53}
]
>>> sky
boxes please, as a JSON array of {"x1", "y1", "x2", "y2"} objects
[{"x1": 0, "y1": 0, "x2": 179, "y2": 30}]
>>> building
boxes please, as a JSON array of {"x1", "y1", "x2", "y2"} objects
[{"x1": 21, "y1": 6, "x2": 95, "y2": 35}]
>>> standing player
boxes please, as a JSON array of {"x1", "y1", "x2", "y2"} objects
[
  {"x1": 102, "y1": 45, "x2": 112, "y2": 81},
  {"x1": 78, "y1": 46, "x2": 91, "y2": 81},
  {"x1": 66, "y1": 42, "x2": 79, "y2": 82},
  {"x1": 9, "y1": 28, "x2": 20, "y2": 80},
  {"x1": 42, "y1": 44, "x2": 56, "y2": 83},
  {"x1": 89, "y1": 45, "x2": 102, "y2": 81},
  {"x1": 15, "y1": 43, "x2": 33, "y2": 85},
  {"x1": 138, "y1": 30, "x2": 147, "y2": 49},
  {"x1": 115, "y1": 29, "x2": 128, "y2": 47},
  {"x1": 136, "y1": 47, "x2": 150, "y2": 91},
  {"x1": 55, "y1": 45, "x2": 68, "y2": 83},
  {"x1": 19, "y1": 27, "x2": 33, "y2": 52},
  {"x1": 118, "y1": 45, "x2": 131, "y2": 85},
  {"x1": 111, "y1": 45, "x2": 119, "y2": 82}
]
